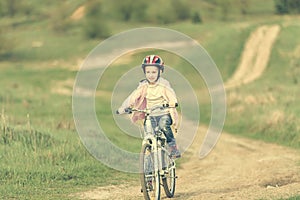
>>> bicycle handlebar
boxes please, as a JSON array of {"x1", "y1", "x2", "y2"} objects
[{"x1": 116, "y1": 103, "x2": 178, "y2": 115}]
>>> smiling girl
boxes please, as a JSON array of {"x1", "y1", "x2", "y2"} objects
[{"x1": 117, "y1": 55, "x2": 181, "y2": 158}]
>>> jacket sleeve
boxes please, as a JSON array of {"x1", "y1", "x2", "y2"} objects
[{"x1": 117, "y1": 83, "x2": 145, "y2": 113}]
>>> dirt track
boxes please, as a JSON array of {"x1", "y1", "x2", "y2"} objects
[{"x1": 76, "y1": 25, "x2": 300, "y2": 199}]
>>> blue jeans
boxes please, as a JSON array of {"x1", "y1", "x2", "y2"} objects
[{"x1": 144, "y1": 114, "x2": 175, "y2": 144}]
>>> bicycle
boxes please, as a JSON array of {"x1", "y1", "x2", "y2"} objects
[{"x1": 117, "y1": 103, "x2": 178, "y2": 200}]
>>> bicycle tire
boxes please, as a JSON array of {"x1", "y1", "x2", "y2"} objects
[
  {"x1": 161, "y1": 149, "x2": 176, "y2": 198},
  {"x1": 140, "y1": 143, "x2": 161, "y2": 200}
]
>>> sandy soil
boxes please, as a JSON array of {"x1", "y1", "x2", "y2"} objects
[{"x1": 74, "y1": 25, "x2": 300, "y2": 199}]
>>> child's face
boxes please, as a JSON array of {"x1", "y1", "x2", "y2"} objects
[{"x1": 145, "y1": 66, "x2": 159, "y2": 84}]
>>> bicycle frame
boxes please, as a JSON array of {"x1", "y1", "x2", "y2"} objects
[
  {"x1": 143, "y1": 114, "x2": 166, "y2": 174},
  {"x1": 136, "y1": 105, "x2": 174, "y2": 171}
]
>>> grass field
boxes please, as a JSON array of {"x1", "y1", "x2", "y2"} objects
[
  {"x1": 1, "y1": 1, "x2": 300, "y2": 199},
  {"x1": 225, "y1": 18, "x2": 300, "y2": 149}
]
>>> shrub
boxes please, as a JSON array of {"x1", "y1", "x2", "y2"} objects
[
  {"x1": 83, "y1": 18, "x2": 110, "y2": 39},
  {"x1": 110, "y1": 0, "x2": 192, "y2": 24},
  {"x1": 192, "y1": 11, "x2": 203, "y2": 24},
  {"x1": 84, "y1": 0, "x2": 111, "y2": 39},
  {"x1": 172, "y1": 0, "x2": 191, "y2": 20},
  {"x1": 274, "y1": 0, "x2": 300, "y2": 14},
  {"x1": 0, "y1": 0, "x2": 33, "y2": 17},
  {"x1": 110, "y1": 0, "x2": 148, "y2": 22}
]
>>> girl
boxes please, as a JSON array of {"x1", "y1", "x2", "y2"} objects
[{"x1": 117, "y1": 55, "x2": 181, "y2": 158}]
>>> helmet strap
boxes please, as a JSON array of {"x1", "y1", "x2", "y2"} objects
[{"x1": 155, "y1": 70, "x2": 161, "y2": 82}]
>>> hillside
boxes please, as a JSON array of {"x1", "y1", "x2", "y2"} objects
[{"x1": 75, "y1": 23, "x2": 300, "y2": 200}]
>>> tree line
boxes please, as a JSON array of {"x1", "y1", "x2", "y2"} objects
[
  {"x1": 1, "y1": 0, "x2": 300, "y2": 19},
  {"x1": 0, "y1": 0, "x2": 300, "y2": 54}
]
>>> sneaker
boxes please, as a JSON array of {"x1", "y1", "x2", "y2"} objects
[
  {"x1": 146, "y1": 179, "x2": 153, "y2": 191},
  {"x1": 169, "y1": 145, "x2": 181, "y2": 159}
]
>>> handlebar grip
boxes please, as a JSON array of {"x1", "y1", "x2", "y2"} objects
[
  {"x1": 116, "y1": 108, "x2": 132, "y2": 114},
  {"x1": 163, "y1": 103, "x2": 178, "y2": 108},
  {"x1": 124, "y1": 108, "x2": 132, "y2": 114}
]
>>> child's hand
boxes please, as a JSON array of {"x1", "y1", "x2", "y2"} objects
[
  {"x1": 116, "y1": 107, "x2": 132, "y2": 114},
  {"x1": 116, "y1": 107, "x2": 125, "y2": 114}
]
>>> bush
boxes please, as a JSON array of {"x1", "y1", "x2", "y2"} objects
[
  {"x1": 192, "y1": 12, "x2": 203, "y2": 24},
  {"x1": 172, "y1": 0, "x2": 191, "y2": 20},
  {"x1": 111, "y1": 0, "x2": 148, "y2": 22},
  {"x1": 110, "y1": 0, "x2": 192, "y2": 24},
  {"x1": 275, "y1": 0, "x2": 300, "y2": 14},
  {"x1": 84, "y1": 0, "x2": 111, "y2": 39},
  {"x1": 275, "y1": 0, "x2": 290, "y2": 14},
  {"x1": 83, "y1": 19, "x2": 110, "y2": 39},
  {"x1": 0, "y1": 0, "x2": 34, "y2": 17},
  {"x1": 113, "y1": 0, "x2": 132, "y2": 21}
]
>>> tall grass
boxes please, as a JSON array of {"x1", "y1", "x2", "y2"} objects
[{"x1": 0, "y1": 66, "x2": 136, "y2": 199}]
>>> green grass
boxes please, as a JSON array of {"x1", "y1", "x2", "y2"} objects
[
  {"x1": 0, "y1": 65, "x2": 136, "y2": 199},
  {"x1": 280, "y1": 197, "x2": 300, "y2": 200},
  {"x1": 224, "y1": 19, "x2": 300, "y2": 149}
]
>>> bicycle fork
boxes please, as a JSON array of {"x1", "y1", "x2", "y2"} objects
[{"x1": 142, "y1": 135, "x2": 163, "y2": 176}]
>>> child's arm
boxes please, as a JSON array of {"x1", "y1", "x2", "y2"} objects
[{"x1": 117, "y1": 83, "x2": 145, "y2": 114}]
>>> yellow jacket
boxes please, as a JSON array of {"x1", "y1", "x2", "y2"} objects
[{"x1": 119, "y1": 78, "x2": 179, "y2": 128}]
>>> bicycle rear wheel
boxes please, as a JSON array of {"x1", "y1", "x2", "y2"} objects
[
  {"x1": 161, "y1": 149, "x2": 176, "y2": 198},
  {"x1": 140, "y1": 143, "x2": 160, "y2": 200}
]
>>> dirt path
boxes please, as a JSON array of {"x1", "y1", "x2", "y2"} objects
[
  {"x1": 225, "y1": 25, "x2": 280, "y2": 89},
  {"x1": 76, "y1": 129, "x2": 300, "y2": 200},
  {"x1": 75, "y1": 25, "x2": 300, "y2": 199},
  {"x1": 176, "y1": 130, "x2": 300, "y2": 200}
]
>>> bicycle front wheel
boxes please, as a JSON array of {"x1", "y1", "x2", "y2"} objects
[
  {"x1": 161, "y1": 149, "x2": 176, "y2": 198},
  {"x1": 140, "y1": 143, "x2": 160, "y2": 200}
]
